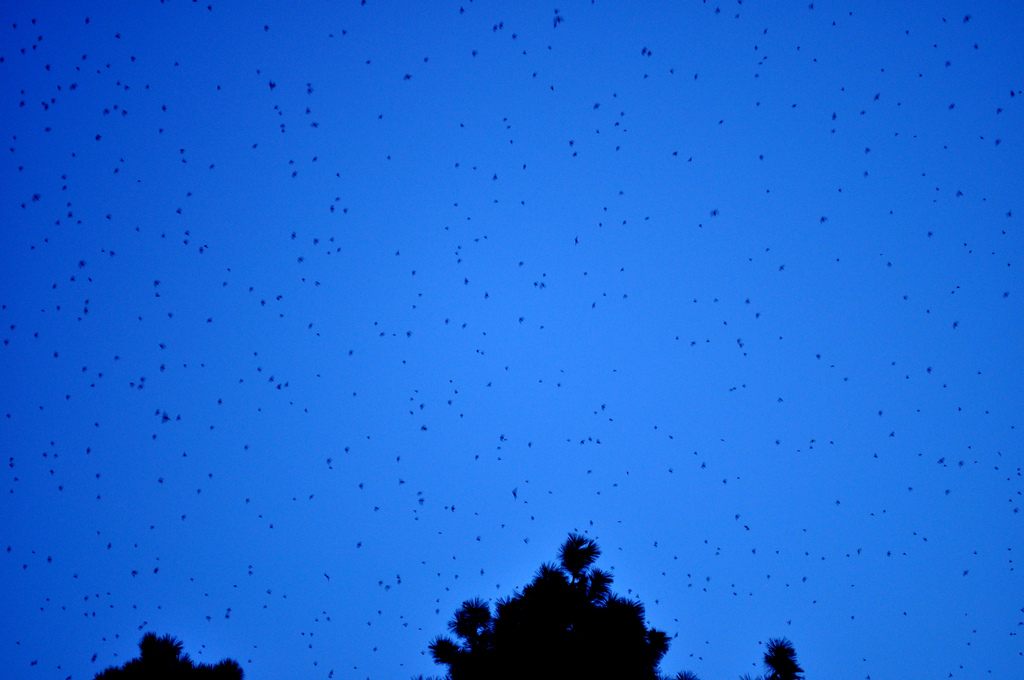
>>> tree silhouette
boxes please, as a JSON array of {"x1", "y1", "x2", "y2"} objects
[
  {"x1": 426, "y1": 533, "x2": 691, "y2": 679},
  {"x1": 94, "y1": 632, "x2": 243, "y2": 679},
  {"x1": 425, "y1": 534, "x2": 803, "y2": 680},
  {"x1": 741, "y1": 638, "x2": 804, "y2": 680}
]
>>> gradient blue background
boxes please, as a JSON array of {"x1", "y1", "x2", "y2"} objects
[{"x1": 2, "y1": 2, "x2": 1022, "y2": 678}]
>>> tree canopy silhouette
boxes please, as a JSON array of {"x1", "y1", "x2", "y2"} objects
[
  {"x1": 741, "y1": 638, "x2": 804, "y2": 680},
  {"x1": 425, "y1": 533, "x2": 803, "y2": 680},
  {"x1": 427, "y1": 533, "x2": 681, "y2": 679},
  {"x1": 94, "y1": 632, "x2": 243, "y2": 680}
]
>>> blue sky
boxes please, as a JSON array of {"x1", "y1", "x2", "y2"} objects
[{"x1": 2, "y1": 1, "x2": 1022, "y2": 678}]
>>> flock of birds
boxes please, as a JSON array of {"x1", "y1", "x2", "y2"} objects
[{"x1": 1, "y1": 2, "x2": 1021, "y2": 679}]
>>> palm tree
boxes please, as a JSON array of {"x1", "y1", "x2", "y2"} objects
[
  {"x1": 669, "y1": 672, "x2": 702, "y2": 680},
  {"x1": 139, "y1": 633, "x2": 185, "y2": 668},
  {"x1": 738, "y1": 637, "x2": 804, "y2": 680},
  {"x1": 449, "y1": 597, "x2": 492, "y2": 651},
  {"x1": 94, "y1": 632, "x2": 242, "y2": 679},
  {"x1": 763, "y1": 637, "x2": 804, "y2": 680},
  {"x1": 584, "y1": 567, "x2": 613, "y2": 604},
  {"x1": 558, "y1": 532, "x2": 600, "y2": 583}
]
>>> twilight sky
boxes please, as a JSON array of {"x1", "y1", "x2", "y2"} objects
[{"x1": 2, "y1": 2, "x2": 1022, "y2": 679}]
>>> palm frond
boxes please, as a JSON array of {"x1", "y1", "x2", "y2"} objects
[
  {"x1": 558, "y1": 533, "x2": 601, "y2": 580},
  {"x1": 586, "y1": 568, "x2": 613, "y2": 602},
  {"x1": 763, "y1": 637, "x2": 803, "y2": 680},
  {"x1": 428, "y1": 636, "x2": 462, "y2": 665},
  {"x1": 450, "y1": 597, "x2": 492, "y2": 643}
]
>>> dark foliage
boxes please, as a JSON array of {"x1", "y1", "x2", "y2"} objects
[
  {"x1": 94, "y1": 632, "x2": 242, "y2": 680},
  {"x1": 426, "y1": 534, "x2": 804, "y2": 680},
  {"x1": 427, "y1": 533, "x2": 686, "y2": 679},
  {"x1": 745, "y1": 638, "x2": 804, "y2": 680}
]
